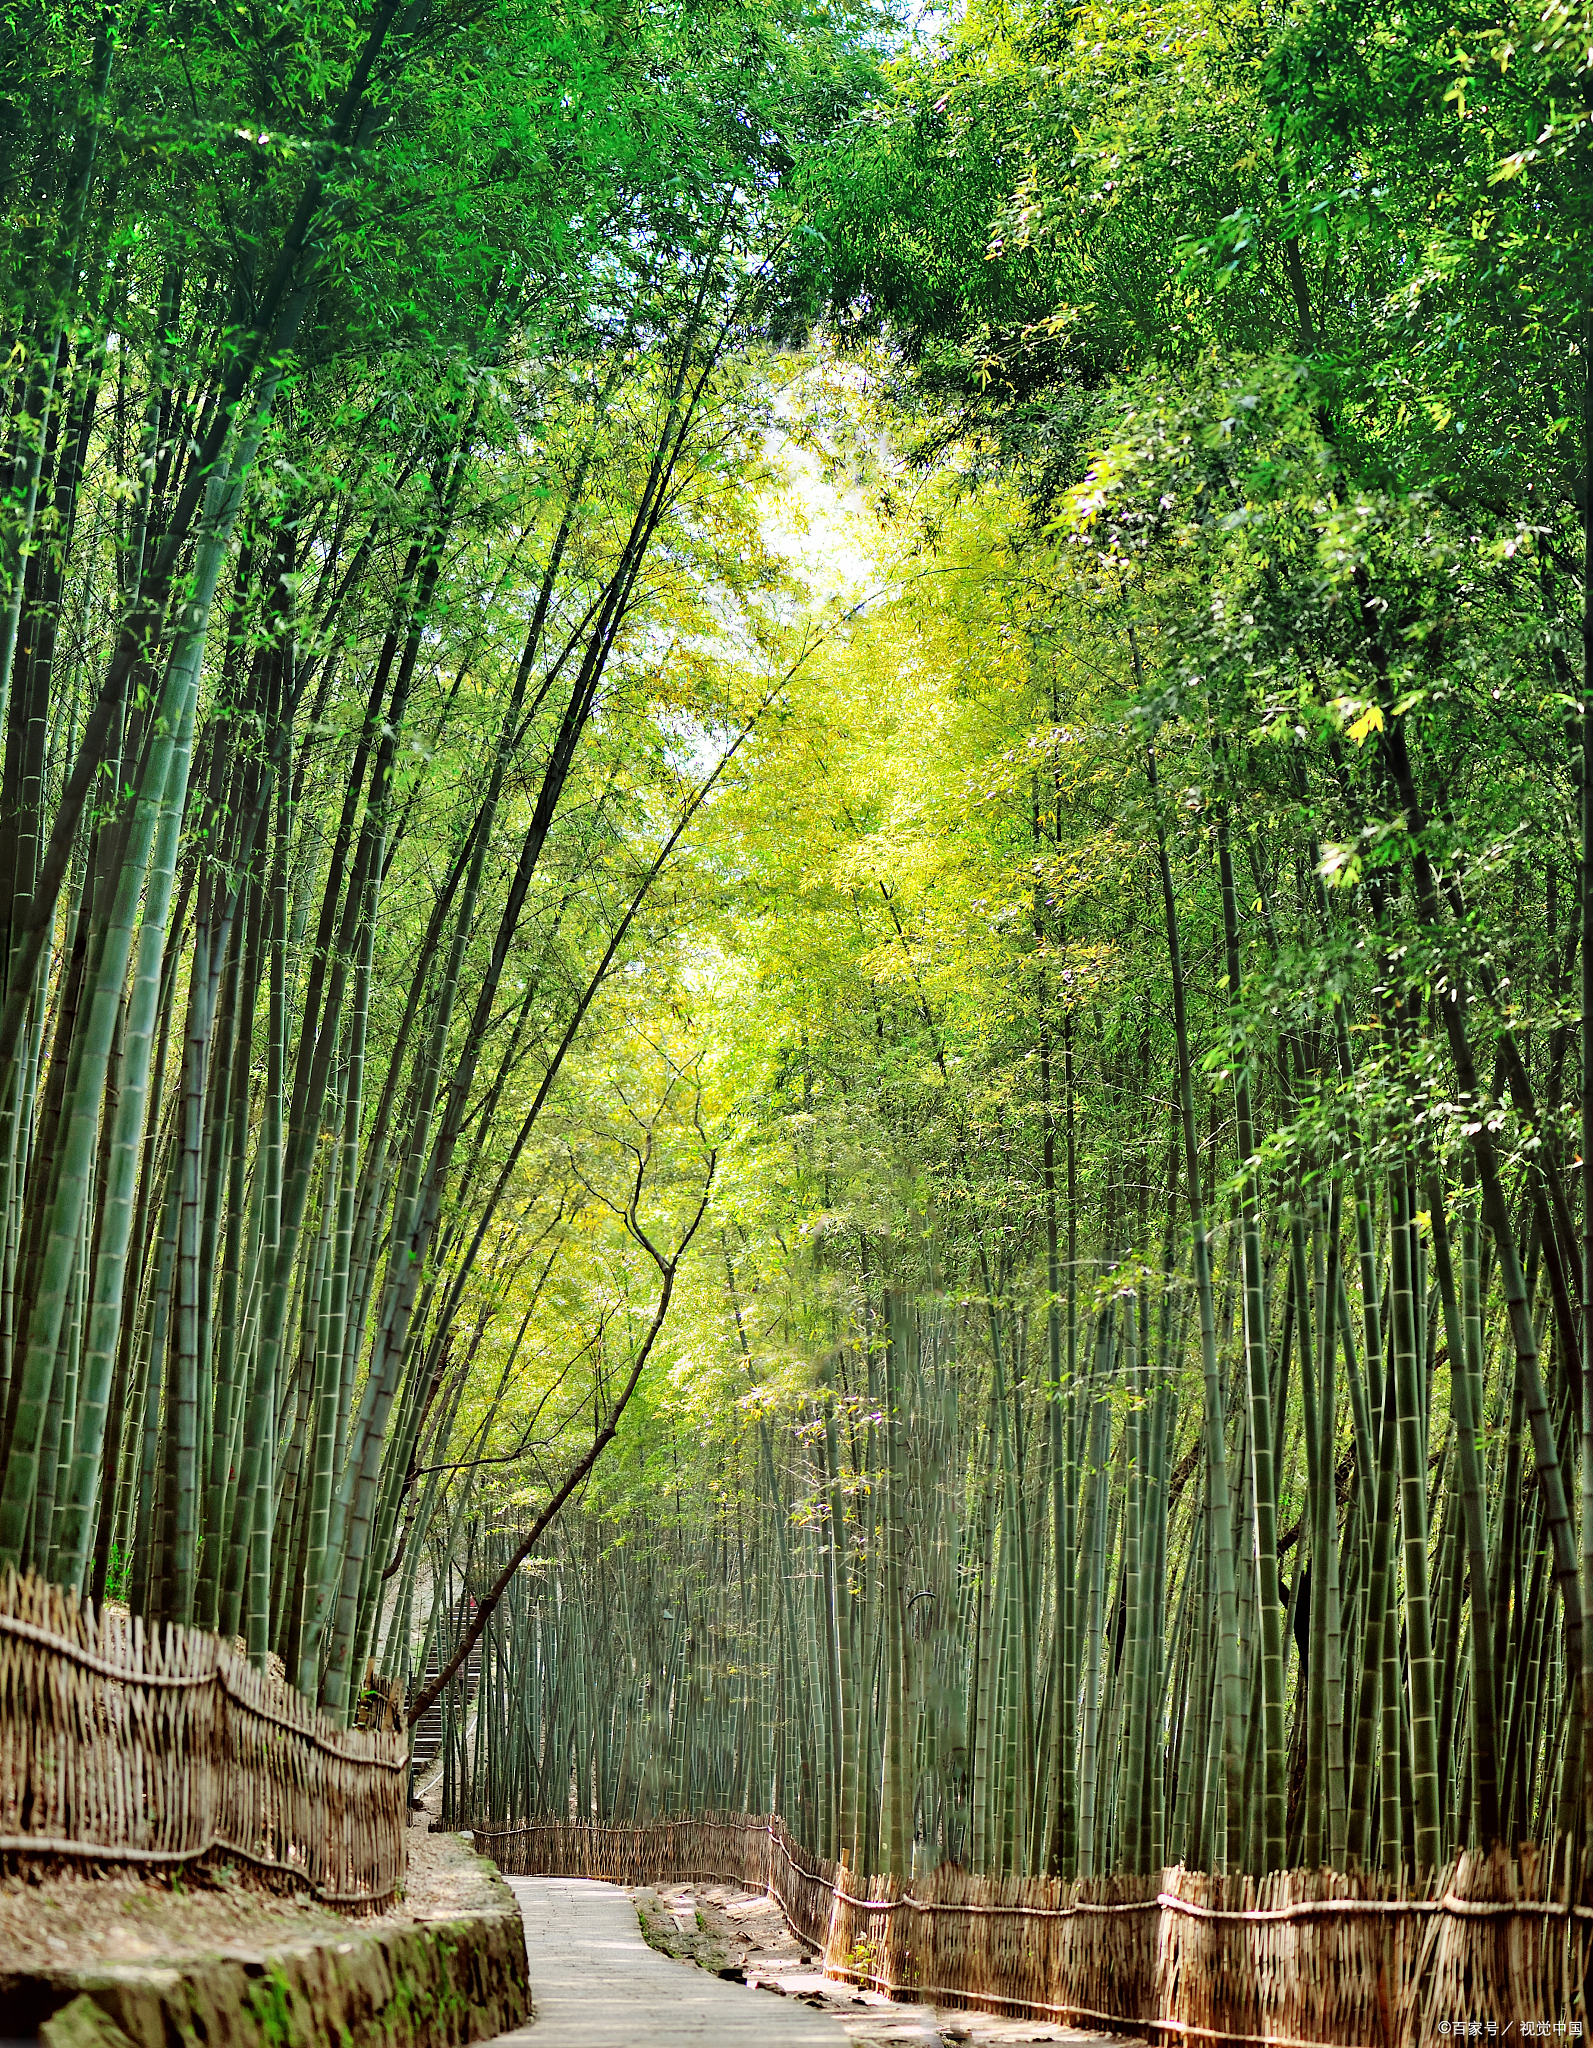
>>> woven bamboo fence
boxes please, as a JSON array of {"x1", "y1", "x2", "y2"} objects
[
  {"x1": 469, "y1": 1810, "x2": 1593, "y2": 2044},
  {"x1": 0, "y1": 1572, "x2": 406, "y2": 1907}
]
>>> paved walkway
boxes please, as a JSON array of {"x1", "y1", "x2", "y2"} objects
[{"x1": 490, "y1": 1876, "x2": 848, "y2": 2046}]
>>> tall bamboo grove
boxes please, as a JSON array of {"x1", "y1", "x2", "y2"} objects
[{"x1": 0, "y1": 0, "x2": 868, "y2": 1719}]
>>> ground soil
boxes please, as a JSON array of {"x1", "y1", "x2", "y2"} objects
[
  {"x1": 0, "y1": 1812, "x2": 1130, "y2": 2047},
  {"x1": 631, "y1": 1881, "x2": 1137, "y2": 2048},
  {"x1": 0, "y1": 1815, "x2": 491, "y2": 1975}
]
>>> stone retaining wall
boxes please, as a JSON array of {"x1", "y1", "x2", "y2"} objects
[{"x1": 0, "y1": 1856, "x2": 530, "y2": 2048}]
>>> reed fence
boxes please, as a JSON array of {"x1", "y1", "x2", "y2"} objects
[
  {"x1": 0, "y1": 1572, "x2": 406, "y2": 1907},
  {"x1": 469, "y1": 1810, "x2": 1593, "y2": 2045}
]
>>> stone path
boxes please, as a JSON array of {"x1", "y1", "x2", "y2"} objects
[
  {"x1": 489, "y1": 1876, "x2": 848, "y2": 2046},
  {"x1": 489, "y1": 1874, "x2": 1134, "y2": 2048}
]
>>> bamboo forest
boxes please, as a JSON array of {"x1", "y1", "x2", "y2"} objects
[{"x1": 18, "y1": 0, "x2": 1593, "y2": 1979}]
